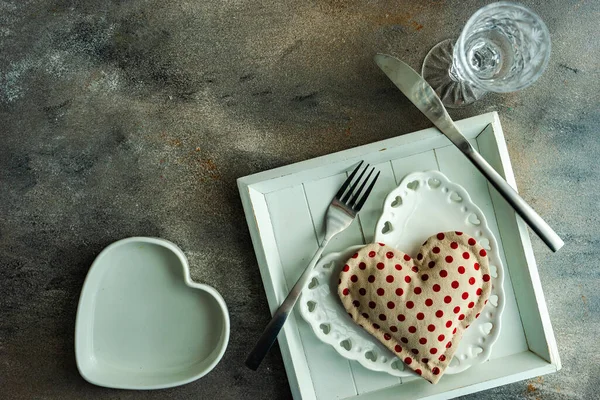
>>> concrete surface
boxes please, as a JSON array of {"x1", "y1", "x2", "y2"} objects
[{"x1": 1, "y1": 0, "x2": 598, "y2": 399}]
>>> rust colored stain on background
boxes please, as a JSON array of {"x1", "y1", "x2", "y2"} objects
[{"x1": 369, "y1": 12, "x2": 424, "y2": 31}]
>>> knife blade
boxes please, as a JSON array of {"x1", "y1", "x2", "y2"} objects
[{"x1": 374, "y1": 53, "x2": 564, "y2": 252}]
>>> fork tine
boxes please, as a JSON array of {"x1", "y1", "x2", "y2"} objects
[
  {"x1": 348, "y1": 167, "x2": 374, "y2": 208},
  {"x1": 335, "y1": 161, "x2": 363, "y2": 200},
  {"x1": 354, "y1": 171, "x2": 380, "y2": 211},
  {"x1": 341, "y1": 163, "x2": 370, "y2": 203}
]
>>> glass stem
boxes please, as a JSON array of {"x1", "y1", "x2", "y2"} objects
[
  {"x1": 449, "y1": 41, "x2": 465, "y2": 82},
  {"x1": 449, "y1": 61, "x2": 462, "y2": 82}
]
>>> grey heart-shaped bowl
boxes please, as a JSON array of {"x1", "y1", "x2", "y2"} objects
[{"x1": 75, "y1": 237, "x2": 230, "y2": 389}]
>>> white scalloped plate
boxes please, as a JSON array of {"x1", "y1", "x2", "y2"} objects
[{"x1": 299, "y1": 171, "x2": 505, "y2": 377}]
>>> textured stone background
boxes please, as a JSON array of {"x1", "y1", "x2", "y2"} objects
[{"x1": 1, "y1": 0, "x2": 598, "y2": 399}]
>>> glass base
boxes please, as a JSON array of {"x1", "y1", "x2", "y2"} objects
[{"x1": 421, "y1": 39, "x2": 486, "y2": 108}]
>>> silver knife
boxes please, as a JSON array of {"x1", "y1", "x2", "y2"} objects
[{"x1": 374, "y1": 53, "x2": 564, "y2": 252}]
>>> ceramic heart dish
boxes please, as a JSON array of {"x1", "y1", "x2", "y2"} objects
[
  {"x1": 300, "y1": 170, "x2": 505, "y2": 378},
  {"x1": 338, "y1": 232, "x2": 491, "y2": 383},
  {"x1": 75, "y1": 237, "x2": 230, "y2": 389}
]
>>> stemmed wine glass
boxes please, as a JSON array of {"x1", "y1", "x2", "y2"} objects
[{"x1": 421, "y1": 2, "x2": 551, "y2": 108}]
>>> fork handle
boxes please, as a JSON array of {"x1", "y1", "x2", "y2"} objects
[{"x1": 245, "y1": 240, "x2": 329, "y2": 370}]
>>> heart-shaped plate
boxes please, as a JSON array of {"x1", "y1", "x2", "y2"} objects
[
  {"x1": 299, "y1": 171, "x2": 504, "y2": 377},
  {"x1": 75, "y1": 237, "x2": 230, "y2": 389}
]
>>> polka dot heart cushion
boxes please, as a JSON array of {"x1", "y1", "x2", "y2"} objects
[{"x1": 338, "y1": 231, "x2": 491, "y2": 384}]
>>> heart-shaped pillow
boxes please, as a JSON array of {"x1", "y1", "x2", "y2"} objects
[{"x1": 338, "y1": 231, "x2": 491, "y2": 383}]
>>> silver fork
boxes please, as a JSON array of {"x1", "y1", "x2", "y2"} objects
[{"x1": 246, "y1": 161, "x2": 380, "y2": 370}]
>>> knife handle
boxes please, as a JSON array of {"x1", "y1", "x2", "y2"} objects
[{"x1": 465, "y1": 147, "x2": 564, "y2": 252}]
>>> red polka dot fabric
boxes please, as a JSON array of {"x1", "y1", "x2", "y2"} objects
[{"x1": 338, "y1": 231, "x2": 491, "y2": 384}]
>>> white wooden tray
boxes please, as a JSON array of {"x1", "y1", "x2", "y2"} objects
[{"x1": 237, "y1": 112, "x2": 560, "y2": 400}]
